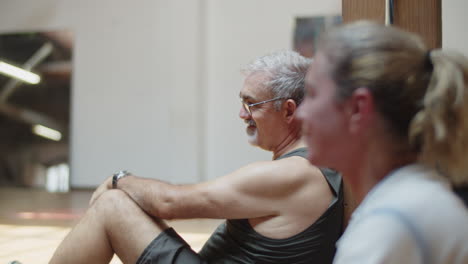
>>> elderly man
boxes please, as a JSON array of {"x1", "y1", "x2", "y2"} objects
[{"x1": 50, "y1": 50, "x2": 343, "y2": 264}]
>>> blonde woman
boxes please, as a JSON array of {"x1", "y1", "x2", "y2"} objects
[{"x1": 298, "y1": 21, "x2": 468, "y2": 263}]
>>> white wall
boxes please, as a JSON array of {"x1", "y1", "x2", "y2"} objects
[
  {"x1": 70, "y1": 1, "x2": 204, "y2": 186},
  {"x1": 442, "y1": 0, "x2": 468, "y2": 56},
  {"x1": 0, "y1": 0, "x2": 466, "y2": 187},
  {"x1": 203, "y1": 0, "x2": 341, "y2": 179}
]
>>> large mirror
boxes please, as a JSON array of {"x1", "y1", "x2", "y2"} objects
[{"x1": 0, "y1": 30, "x2": 73, "y2": 192}]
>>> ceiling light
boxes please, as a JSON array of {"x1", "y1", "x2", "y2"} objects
[
  {"x1": 0, "y1": 61, "x2": 41, "y2": 84},
  {"x1": 32, "y1": 124, "x2": 62, "y2": 141}
]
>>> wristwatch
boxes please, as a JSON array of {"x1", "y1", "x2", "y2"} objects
[{"x1": 112, "y1": 170, "x2": 131, "y2": 189}]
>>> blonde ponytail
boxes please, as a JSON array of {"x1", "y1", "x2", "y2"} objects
[{"x1": 410, "y1": 50, "x2": 468, "y2": 186}]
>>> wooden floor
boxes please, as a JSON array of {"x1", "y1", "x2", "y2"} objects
[{"x1": 0, "y1": 187, "x2": 222, "y2": 263}]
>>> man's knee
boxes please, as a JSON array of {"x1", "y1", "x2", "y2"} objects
[
  {"x1": 91, "y1": 189, "x2": 170, "y2": 243},
  {"x1": 92, "y1": 190, "x2": 169, "y2": 229},
  {"x1": 92, "y1": 189, "x2": 137, "y2": 218}
]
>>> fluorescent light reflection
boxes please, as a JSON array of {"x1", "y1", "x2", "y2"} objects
[
  {"x1": 0, "y1": 61, "x2": 41, "y2": 84},
  {"x1": 32, "y1": 124, "x2": 62, "y2": 141}
]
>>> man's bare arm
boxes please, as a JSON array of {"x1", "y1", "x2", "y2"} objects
[{"x1": 114, "y1": 157, "x2": 320, "y2": 220}]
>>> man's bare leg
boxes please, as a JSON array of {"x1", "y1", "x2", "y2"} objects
[{"x1": 50, "y1": 189, "x2": 169, "y2": 264}]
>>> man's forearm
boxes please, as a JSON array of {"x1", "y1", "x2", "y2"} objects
[{"x1": 116, "y1": 175, "x2": 176, "y2": 219}]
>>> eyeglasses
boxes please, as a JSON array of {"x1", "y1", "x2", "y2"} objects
[{"x1": 241, "y1": 96, "x2": 285, "y2": 115}]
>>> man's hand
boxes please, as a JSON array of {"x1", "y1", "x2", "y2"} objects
[{"x1": 89, "y1": 175, "x2": 113, "y2": 206}]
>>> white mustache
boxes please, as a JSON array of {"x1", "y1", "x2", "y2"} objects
[{"x1": 245, "y1": 120, "x2": 256, "y2": 126}]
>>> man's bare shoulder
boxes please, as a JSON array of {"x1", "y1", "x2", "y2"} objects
[
  {"x1": 234, "y1": 156, "x2": 325, "y2": 196},
  {"x1": 275, "y1": 156, "x2": 325, "y2": 179},
  {"x1": 266, "y1": 155, "x2": 324, "y2": 180}
]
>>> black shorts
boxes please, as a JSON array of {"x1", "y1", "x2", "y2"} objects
[{"x1": 136, "y1": 228, "x2": 207, "y2": 264}]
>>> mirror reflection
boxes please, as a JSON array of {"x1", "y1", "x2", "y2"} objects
[{"x1": 0, "y1": 30, "x2": 73, "y2": 192}]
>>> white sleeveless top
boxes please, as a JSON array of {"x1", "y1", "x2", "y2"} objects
[{"x1": 334, "y1": 164, "x2": 468, "y2": 264}]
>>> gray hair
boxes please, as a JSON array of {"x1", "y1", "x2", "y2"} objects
[{"x1": 242, "y1": 50, "x2": 312, "y2": 110}]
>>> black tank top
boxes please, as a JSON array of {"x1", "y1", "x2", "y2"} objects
[{"x1": 199, "y1": 148, "x2": 343, "y2": 263}]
